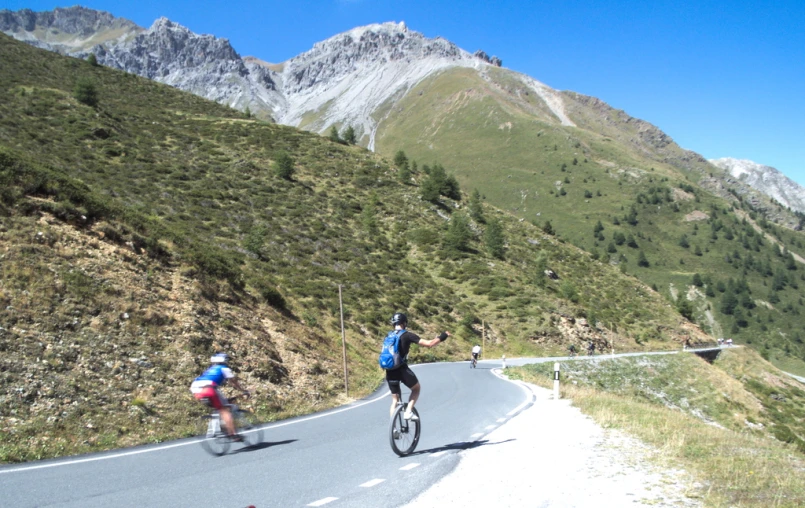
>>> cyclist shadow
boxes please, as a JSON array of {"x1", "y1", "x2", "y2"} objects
[
  {"x1": 232, "y1": 438, "x2": 298, "y2": 454},
  {"x1": 407, "y1": 438, "x2": 515, "y2": 456}
]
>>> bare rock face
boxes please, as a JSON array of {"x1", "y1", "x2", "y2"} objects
[
  {"x1": 710, "y1": 158, "x2": 805, "y2": 215},
  {"x1": 0, "y1": 6, "x2": 140, "y2": 52}
]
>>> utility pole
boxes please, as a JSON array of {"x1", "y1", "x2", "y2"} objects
[{"x1": 338, "y1": 285, "x2": 349, "y2": 397}]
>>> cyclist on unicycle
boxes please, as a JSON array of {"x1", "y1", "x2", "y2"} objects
[
  {"x1": 190, "y1": 353, "x2": 250, "y2": 441},
  {"x1": 384, "y1": 313, "x2": 449, "y2": 419}
]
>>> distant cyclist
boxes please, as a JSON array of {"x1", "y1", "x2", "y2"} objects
[
  {"x1": 568, "y1": 344, "x2": 577, "y2": 357},
  {"x1": 471, "y1": 344, "x2": 481, "y2": 367},
  {"x1": 190, "y1": 353, "x2": 250, "y2": 441},
  {"x1": 587, "y1": 341, "x2": 595, "y2": 356},
  {"x1": 385, "y1": 312, "x2": 449, "y2": 420}
]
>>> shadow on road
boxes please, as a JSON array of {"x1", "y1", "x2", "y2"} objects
[
  {"x1": 407, "y1": 438, "x2": 515, "y2": 456},
  {"x1": 233, "y1": 438, "x2": 298, "y2": 454}
]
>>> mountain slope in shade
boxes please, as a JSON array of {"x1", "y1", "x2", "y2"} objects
[{"x1": 710, "y1": 158, "x2": 805, "y2": 215}]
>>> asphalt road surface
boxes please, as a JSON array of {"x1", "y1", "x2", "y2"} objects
[{"x1": 0, "y1": 359, "x2": 534, "y2": 507}]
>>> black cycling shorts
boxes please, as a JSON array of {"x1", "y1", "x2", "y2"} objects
[
  {"x1": 472, "y1": 353, "x2": 479, "y2": 359},
  {"x1": 385, "y1": 365, "x2": 419, "y2": 396}
]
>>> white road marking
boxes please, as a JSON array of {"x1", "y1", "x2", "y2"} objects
[
  {"x1": 497, "y1": 418, "x2": 506, "y2": 423},
  {"x1": 307, "y1": 497, "x2": 338, "y2": 506},
  {"x1": 431, "y1": 451, "x2": 447, "y2": 458},
  {"x1": 400, "y1": 463, "x2": 420, "y2": 471},
  {"x1": 0, "y1": 390, "x2": 392, "y2": 475},
  {"x1": 470, "y1": 433, "x2": 483, "y2": 439},
  {"x1": 359, "y1": 478, "x2": 386, "y2": 488},
  {"x1": 485, "y1": 425, "x2": 496, "y2": 430}
]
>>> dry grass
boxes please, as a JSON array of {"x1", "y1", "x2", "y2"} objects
[{"x1": 510, "y1": 364, "x2": 805, "y2": 507}]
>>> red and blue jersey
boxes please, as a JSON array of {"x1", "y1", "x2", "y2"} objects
[{"x1": 194, "y1": 364, "x2": 233, "y2": 386}]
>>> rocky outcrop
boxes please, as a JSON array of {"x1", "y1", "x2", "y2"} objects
[
  {"x1": 710, "y1": 158, "x2": 805, "y2": 214},
  {"x1": 473, "y1": 49, "x2": 502, "y2": 67},
  {"x1": 0, "y1": 6, "x2": 140, "y2": 53}
]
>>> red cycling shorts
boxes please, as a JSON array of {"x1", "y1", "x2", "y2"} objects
[{"x1": 193, "y1": 386, "x2": 224, "y2": 409}]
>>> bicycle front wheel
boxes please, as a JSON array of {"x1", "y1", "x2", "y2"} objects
[
  {"x1": 389, "y1": 405, "x2": 420, "y2": 457},
  {"x1": 236, "y1": 410, "x2": 264, "y2": 448},
  {"x1": 196, "y1": 415, "x2": 231, "y2": 456}
]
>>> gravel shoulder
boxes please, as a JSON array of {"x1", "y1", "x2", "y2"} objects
[{"x1": 404, "y1": 371, "x2": 702, "y2": 507}]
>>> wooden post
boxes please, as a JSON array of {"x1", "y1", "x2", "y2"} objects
[
  {"x1": 338, "y1": 285, "x2": 349, "y2": 397},
  {"x1": 482, "y1": 319, "x2": 485, "y2": 355}
]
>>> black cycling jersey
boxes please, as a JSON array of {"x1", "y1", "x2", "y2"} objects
[{"x1": 396, "y1": 330, "x2": 421, "y2": 364}]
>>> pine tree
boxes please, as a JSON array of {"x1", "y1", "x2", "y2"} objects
[
  {"x1": 720, "y1": 290, "x2": 738, "y2": 315},
  {"x1": 393, "y1": 150, "x2": 408, "y2": 169},
  {"x1": 86, "y1": 53, "x2": 99, "y2": 67},
  {"x1": 444, "y1": 212, "x2": 473, "y2": 253},
  {"x1": 273, "y1": 151, "x2": 295, "y2": 179},
  {"x1": 328, "y1": 126, "x2": 342, "y2": 143},
  {"x1": 73, "y1": 78, "x2": 98, "y2": 107},
  {"x1": 484, "y1": 219, "x2": 505, "y2": 259},
  {"x1": 637, "y1": 251, "x2": 649, "y2": 267},
  {"x1": 469, "y1": 189, "x2": 485, "y2": 223},
  {"x1": 342, "y1": 125, "x2": 356, "y2": 145}
]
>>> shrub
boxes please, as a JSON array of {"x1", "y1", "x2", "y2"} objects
[
  {"x1": 73, "y1": 78, "x2": 98, "y2": 107},
  {"x1": 273, "y1": 151, "x2": 295, "y2": 180}
]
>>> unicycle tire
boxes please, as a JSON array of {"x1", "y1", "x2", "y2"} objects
[{"x1": 389, "y1": 405, "x2": 421, "y2": 456}]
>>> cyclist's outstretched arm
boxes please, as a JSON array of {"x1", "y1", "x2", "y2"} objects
[{"x1": 419, "y1": 331, "x2": 450, "y2": 348}]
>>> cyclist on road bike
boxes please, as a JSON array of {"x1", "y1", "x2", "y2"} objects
[
  {"x1": 385, "y1": 312, "x2": 449, "y2": 420},
  {"x1": 190, "y1": 353, "x2": 249, "y2": 441},
  {"x1": 568, "y1": 344, "x2": 577, "y2": 356},
  {"x1": 471, "y1": 344, "x2": 481, "y2": 364}
]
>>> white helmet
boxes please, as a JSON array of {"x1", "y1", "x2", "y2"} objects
[{"x1": 210, "y1": 353, "x2": 229, "y2": 364}]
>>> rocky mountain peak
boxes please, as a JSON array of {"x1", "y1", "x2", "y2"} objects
[
  {"x1": 709, "y1": 158, "x2": 805, "y2": 214},
  {"x1": 284, "y1": 20, "x2": 471, "y2": 93}
]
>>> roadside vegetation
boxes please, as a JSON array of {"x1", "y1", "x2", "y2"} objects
[{"x1": 507, "y1": 348, "x2": 805, "y2": 507}]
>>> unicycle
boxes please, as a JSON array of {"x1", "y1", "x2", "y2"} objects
[{"x1": 389, "y1": 402, "x2": 421, "y2": 456}]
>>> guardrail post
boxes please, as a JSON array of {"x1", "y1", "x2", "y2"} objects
[{"x1": 553, "y1": 362, "x2": 560, "y2": 400}]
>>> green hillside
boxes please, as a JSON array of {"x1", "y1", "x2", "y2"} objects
[
  {"x1": 375, "y1": 65, "x2": 805, "y2": 374},
  {"x1": 0, "y1": 33, "x2": 706, "y2": 461}
]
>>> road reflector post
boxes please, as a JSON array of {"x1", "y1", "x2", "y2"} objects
[
  {"x1": 502, "y1": 355, "x2": 506, "y2": 369},
  {"x1": 553, "y1": 362, "x2": 560, "y2": 400}
]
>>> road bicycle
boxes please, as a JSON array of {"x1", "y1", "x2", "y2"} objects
[
  {"x1": 389, "y1": 401, "x2": 421, "y2": 456},
  {"x1": 470, "y1": 355, "x2": 478, "y2": 368},
  {"x1": 196, "y1": 394, "x2": 263, "y2": 456}
]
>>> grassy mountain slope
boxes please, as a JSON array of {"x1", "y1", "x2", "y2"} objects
[
  {"x1": 375, "y1": 65, "x2": 805, "y2": 374},
  {"x1": 0, "y1": 33, "x2": 705, "y2": 461}
]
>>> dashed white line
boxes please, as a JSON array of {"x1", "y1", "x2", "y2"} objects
[
  {"x1": 431, "y1": 451, "x2": 447, "y2": 458},
  {"x1": 307, "y1": 497, "x2": 338, "y2": 507},
  {"x1": 359, "y1": 478, "x2": 385, "y2": 488},
  {"x1": 497, "y1": 418, "x2": 506, "y2": 423},
  {"x1": 400, "y1": 463, "x2": 420, "y2": 471},
  {"x1": 470, "y1": 433, "x2": 483, "y2": 439},
  {"x1": 485, "y1": 425, "x2": 496, "y2": 430}
]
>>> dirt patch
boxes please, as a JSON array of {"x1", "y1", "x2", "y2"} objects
[{"x1": 684, "y1": 210, "x2": 709, "y2": 222}]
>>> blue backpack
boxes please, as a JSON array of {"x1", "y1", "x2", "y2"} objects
[{"x1": 378, "y1": 329, "x2": 405, "y2": 370}]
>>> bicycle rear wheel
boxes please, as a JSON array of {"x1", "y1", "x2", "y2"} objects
[
  {"x1": 389, "y1": 405, "x2": 420, "y2": 457},
  {"x1": 236, "y1": 410, "x2": 264, "y2": 447},
  {"x1": 196, "y1": 415, "x2": 231, "y2": 456}
]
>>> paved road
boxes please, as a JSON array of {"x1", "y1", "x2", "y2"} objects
[{"x1": 0, "y1": 360, "x2": 532, "y2": 508}]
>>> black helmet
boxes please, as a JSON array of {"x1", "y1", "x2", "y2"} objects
[{"x1": 390, "y1": 312, "x2": 408, "y2": 325}]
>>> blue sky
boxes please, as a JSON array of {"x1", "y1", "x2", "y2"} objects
[{"x1": 5, "y1": 0, "x2": 805, "y2": 185}]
